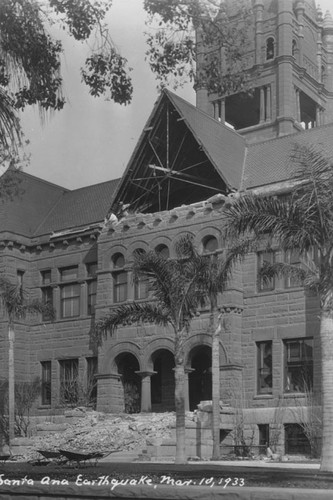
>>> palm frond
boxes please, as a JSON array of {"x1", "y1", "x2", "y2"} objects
[
  {"x1": 95, "y1": 301, "x2": 171, "y2": 339},
  {"x1": 259, "y1": 262, "x2": 307, "y2": 285},
  {"x1": 133, "y1": 251, "x2": 175, "y2": 310},
  {"x1": 290, "y1": 144, "x2": 333, "y2": 246},
  {"x1": 223, "y1": 236, "x2": 259, "y2": 280},
  {"x1": 0, "y1": 275, "x2": 54, "y2": 321},
  {"x1": 223, "y1": 190, "x2": 323, "y2": 253}
]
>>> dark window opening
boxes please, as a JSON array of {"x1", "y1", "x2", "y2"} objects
[
  {"x1": 257, "y1": 341, "x2": 272, "y2": 394},
  {"x1": 189, "y1": 346, "x2": 212, "y2": 411},
  {"x1": 116, "y1": 353, "x2": 141, "y2": 414},
  {"x1": 203, "y1": 236, "x2": 218, "y2": 253},
  {"x1": 17, "y1": 270, "x2": 24, "y2": 290},
  {"x1": 284, "y1": 338, "x2": 313, "y2": 393},
  {"x1": 41, "y1": 269, "x2": 53, "y2": 321},
  {"x1": 155, "y1": 244, "x2": 170, "y2": 259},
  {"x1": 42, "y1": 287, "x2": 53, "y2": 321},
  {"x1": 41, "y1": 361, "x2": 51, "y2": 405},
  {"x1": 151, "y1": 350, "x2": 175, "y2": 411},
  {"x1": 87, "y1": 280, "x2": 97, "y2": 315},
  {"x1": 321, "y1": 65, "x2": 327, "y2": 84},
  {"x1": 225, "y1": 89, "x2": 260, "y2": 130},
  {"x1": 86, "y1": 262, "x2": 97, "y2": 277},
  {"x1": 258, "y1": 424, "x2": 270, "y2": 448},
  {"x1": 300, "y1": 91, "x2": 317, "y2": 129},
  {"x1": 285, "y1": 424, "x2": 311, "y2": 455},
  {"x1": 266, "y1": 37, "x2": 274, "y2": 60}
]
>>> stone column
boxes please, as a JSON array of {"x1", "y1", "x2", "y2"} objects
[
  {"x1": 266, "y1": 85, "x2": 271, "y2": 121},
  {"x1": 79, "y1": 281, "x2": 87, "y2": 316},
  {"x1": 253, "y1": 0, "x2": 264, "y2": 65},
  {"x1": 220, "y1": 99, "x2": 225, "y2": 124},
  {"x1": 316, "y1": 105, "x2": 321, "y2": 127},
  {"x1": 295, "y1": 88, "x2": 301, "y2": 122},
  {"x1": 260, "y1": 87, "x2": 265, "y2": 122},
  {"x1": 96, "y1": 373, "x2": 123, "y2": 413},
  {"x1": 136, "y1": 371, "x2": 156, "y2": 412},
  {"x1": 184, "y1": 368, "x2": 195, "y2": 411},
  {"x1": 52, "y1": 285, "x2": 60, "y2": 320}
]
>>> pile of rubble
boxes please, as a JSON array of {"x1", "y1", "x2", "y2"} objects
[{"x1": 14, "y1": 409, "x2": 176, "y2": 461}]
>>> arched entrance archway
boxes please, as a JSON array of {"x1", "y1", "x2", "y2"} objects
[
  {"x1": 188, "y1": 345, "x2": 212, "y2": 411},
  {"x1": 151, "y1": 349, "x2": 175, "y2": 412},
  {"x1": 115, "y1": 353, "x2": 141, "y2": 413}
]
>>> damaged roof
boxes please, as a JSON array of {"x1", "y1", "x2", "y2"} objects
[{"x1": 111, "y1": 90, "x2": 246, "y2": 213}]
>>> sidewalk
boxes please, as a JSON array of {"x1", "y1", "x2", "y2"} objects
[{"x1": 101, "y1": 451, "x2": 321, "y2": 469}]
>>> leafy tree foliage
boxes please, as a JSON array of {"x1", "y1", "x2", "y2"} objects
[
  {"x1": 144, "y1": 0, "x2": 252, "y2": 93},
  {"x1": 0, "y1": 0, "x2": 133, "y2": 113}
]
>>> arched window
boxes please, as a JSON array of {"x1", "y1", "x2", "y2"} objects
[
  {"x1": 202, "y1": 236, "x2": 218, "y2": 254},
  {"x1": 155, "y1": 244, "x2": 169, "y2": 259},
  {"x1": 113, "y1": 253, "x2": 125, "y2": 268},
  {"x1": 292, "y1": 39, "x2": 297, "y2": 57},
  {"x1": 133, "y1": 249, "x2": 149, "y2": 300},
  {"x1": 266, "y1": 37, "x2": 275, "y2": 60},
  {"x1": 321, "y1": 65, "x2": 327, "y2": 84},
  {"x1": 112, "y1": 253, "x2": 127, "y2": 303}
]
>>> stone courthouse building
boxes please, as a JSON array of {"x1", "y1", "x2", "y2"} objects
[{"x1": 1, "y1": 0, "x2": 333, "y2": 455}]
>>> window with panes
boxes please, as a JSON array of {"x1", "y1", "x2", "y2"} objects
[
  {"x1": 285, "y1": 249, "x2": 302, "y2": 288},
  {"x1": 112, "y1": 254, "x2": 127, "y2": 303},
  {"x1": 60, "y1": 266, "x2": 80, "y2": 318},
  {"x1": 257, "y1": 341, "x2": 273, "y2": 394},
  {"x1": 133, "y1": 249, "x2": 149, "y2": 300},
  {"x1": 86, "y1": 263, "x2": 97, "y2": 315},
  {"x1": 41, "y1": 270, "x2": 53, "y2": 321},
  {"x1": 41, "y1": 361, "x2": 51, "y2": 405},
  {"x1": 284, "y1": 338, "x2": 313, "y2": 393}
]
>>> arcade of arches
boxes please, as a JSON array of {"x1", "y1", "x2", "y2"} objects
[{"x1": 113, "y1": 345, "x2": 212, "y2": 413}]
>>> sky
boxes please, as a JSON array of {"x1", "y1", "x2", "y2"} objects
[
  {"x1": 20, "y1": 0, "x2": 195, "y2": 190},
  {"x1": 20, "y1": 0, "x2": 333, "y2": 191}
]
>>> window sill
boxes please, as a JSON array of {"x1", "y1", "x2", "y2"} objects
[
  {"x1": 253, "y1": 394, "x2": 273, "y2": 400},
  {"x1": 283, "y1": 392, "x2": 308, "y2": 398},
  {"x1": 37, "y1": 405, "x2": 51, "y2": 409}
]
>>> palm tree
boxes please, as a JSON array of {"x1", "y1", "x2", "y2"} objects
[
  {"x1": 178, "y1": 236, "x2": 231, "y2": 460},
  {"x1": 221, "y1": 144, "x2": 333, "y2": 472},
  {"x1": 95, "y1": 242, "x2": 207, "y2": 464},
  {"x1": 0, "y1": 276, "x2": 53, "y2": 444}
]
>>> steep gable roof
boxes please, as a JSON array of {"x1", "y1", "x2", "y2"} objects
[
  {"x1": 111, "y1": 89, "x2": 246, "y2": 213},
  {"x1": 244, "y1": 123, "x2": 333, "y2": 190},
  {"x1": 165, "y1": 91, "x2": 246, "y2": 189}
]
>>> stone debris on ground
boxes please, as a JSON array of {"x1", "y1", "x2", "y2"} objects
[{"x1": 21, "y1": 409, "x2": 176, "y2": 462}]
